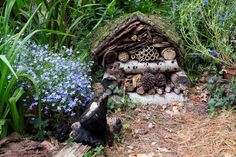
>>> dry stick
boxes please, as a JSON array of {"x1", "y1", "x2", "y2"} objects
[{"x1": 117, "y1": 60, "x2": 181, "y2": 74}]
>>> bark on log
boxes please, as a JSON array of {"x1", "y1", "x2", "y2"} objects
[
  {"x1": 161, "y1": 47, "x2": 176, "y2": 60},
  {"x1": 165, "y1": 86, "x2": 172, "y2": 93},
  {"x1": 132, "y1": 74, "x2": 142, "y2": 88},
  {"x1": 102, "y1": 51, "x2": 117, "y2": 67},
  {"x1": 155, "y1": 87, "x2": 164, "y2": 95},
  {"x1": 102, "y1": 72, "x2": 118, "y2": 89},
  {"x1": 117, "y1": 60, "x2": 181, "y2": 74},
  {"x1": 173, "y1": 88, "x2": 180, "y2": 94},
  {"x1": 136, "y1": 86, "x2": 145, "y2": 95},
  {"x1": 170, "y1": 71, "x2": 191, "y2": 90},
  {"x1": 148, "y1": 88, "x2": 156, "y2": 95},
  {"x1": 124, "y1": 78, "x2": 135, "y2": 92},
  {"x1": 128, "y1": 92, "x2": 186, "y2": 105}
]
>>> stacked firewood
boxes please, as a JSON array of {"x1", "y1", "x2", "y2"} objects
[{"x1": 100, "y1": 22, "x2": 190, "y2": 96}]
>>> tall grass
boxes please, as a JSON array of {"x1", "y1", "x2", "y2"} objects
[{"x1": 0, "y1": 1, "x2": 41, "y2": 137}]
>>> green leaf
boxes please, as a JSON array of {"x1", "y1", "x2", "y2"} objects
[{"x1": 0, "y1": 55, "x2": 17, "y2": 79}]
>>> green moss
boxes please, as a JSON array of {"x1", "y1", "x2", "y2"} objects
[{"x1": 90, "y1": 11, "x2": 182, "y2": 56}]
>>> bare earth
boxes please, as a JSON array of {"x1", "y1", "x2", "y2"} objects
[{"x1": 105, "y1": 85, "x2": 236, "y2": 157}]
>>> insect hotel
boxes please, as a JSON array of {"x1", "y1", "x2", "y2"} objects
[{"x1": 90, "y1": 12, "x2": 190, "y2": 105}]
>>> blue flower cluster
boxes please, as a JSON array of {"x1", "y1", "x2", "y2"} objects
[{"x1": 11, "y1": 39, "x2": 94, "y2": 117}]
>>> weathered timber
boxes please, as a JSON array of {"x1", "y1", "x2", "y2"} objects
[
  {"x1": 117, "y1": 60, "x2": 181, "y2": 74},
  {"x1": 102, "y1": 72, "x2": 118, "y2": 89},
  {"x1": 161, "y1": 47, "x2": 176, "y2": 60},
  {"x1": 102, "y1": 51, "x2": 117, "y2": 67},
  {"x1": 170, "y1": 71, "x2": 191, "y2": 90},
  {"x1": 136, "y1": 86, "x2": 145, "y2": 95},
  {"x1": 90, "y1": 12, "x2": 184, "y2": 63}
]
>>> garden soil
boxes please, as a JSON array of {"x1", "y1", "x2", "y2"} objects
[{"x1": 104, "y1": 84, "x2": 236, "y2": 157}]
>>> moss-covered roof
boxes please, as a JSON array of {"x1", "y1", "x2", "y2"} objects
[{"x1": 90, "y1": 11, "x2": 183, "y2": 58}]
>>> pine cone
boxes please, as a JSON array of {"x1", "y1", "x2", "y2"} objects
[
  {"x1": 141, "y1": 73, "x2": 156, "y2": 91},
  {"x1": 155, "y1": 73, "x2": 166, "y2": 87}
]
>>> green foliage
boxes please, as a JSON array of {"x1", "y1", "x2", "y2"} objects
[
  {"x1": 107, "y1": 85, "x2": 136, "y2": 111},
  {"x1": 30, "y1": 119, "x2": 49, "y2": 140},
  {"x1": 83, "y1": 145, "x2": 104, "y2": 157},
  {"x1": 0, "y1": 1, "x2": 41, "y2": 137},
  {"x1": 171, "y1": 0, "x2": 236, "y2": 73},
  {"x1": 208, "y1": 75, "x2": 236, "y2": 114}
]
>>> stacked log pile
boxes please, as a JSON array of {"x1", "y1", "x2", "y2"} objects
[{"x1": 91, "y1": 12, "x2": 190, "y2": 104}]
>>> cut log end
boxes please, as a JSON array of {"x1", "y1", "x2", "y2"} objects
[{"x1": 161, "y1": 47, "x2": 176, "y2": 60}]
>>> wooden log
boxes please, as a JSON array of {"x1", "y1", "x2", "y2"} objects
[
  {"x1": 102, "y1": 51, "x2": 117, "y2": 67},
  {"x1": 155, "y1": 87, "x2": 163, "y2": 95},
  {"x1": 165, "y1": 86, "x2": 172, "y2": 93},
  {"x1": 128, "y1": 92, "x2": 186, "y2": 105},
  {"x1": 53, "y1": 143, "x2": 90, "y2": 157},
  {"x1": 161, "y1": 47, "x2": 176, "y2": 60},
  {"x1": 173, "y1": 88, "x2": 180, "y2": 94},
  {"x1": 124, "y1": 78, "x2": 135, "y2": 92},
  {"x1": 102, "y1": 72, "x2": 118, "y2": 89},
  {"x1": 132, "y1": 74, "x2": 142, "y2": 88},
  {"x1": 117, "y1": 60, "x2": 180, "y2": 74},
  {"x1": 118, "y1": 52, "x2": 129, "y2": 63},
  {"x1": 136, "y1": 86, "x2": 145, "y2": 95},
  {"x1": 170, "y1": 71, "x2": 191, "y2": 90},
  {"x1": 148, "y1": 88, "x2": 156, "y2": 95}
]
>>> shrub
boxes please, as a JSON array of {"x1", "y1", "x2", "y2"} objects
[{"x1": 171, "y1": 0, "x2": 236, "y2": 75}]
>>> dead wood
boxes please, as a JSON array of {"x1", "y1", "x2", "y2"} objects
[
  {"x1": 117, "y1": 60, "x2": 180, "y2": 74},
  {"x1": 170, "y1": 71, "x2": 191, "y2": 90},
  {"x1": 161, "y1": 47, "x2": 176, "y2": 60}
]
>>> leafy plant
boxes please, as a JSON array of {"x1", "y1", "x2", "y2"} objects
[
  {"x1": 83, "y1": 145, "x2": 104, "y2": 157},
  {"x1": 14, "y1": 40, "x2": 94, "y2": 119},
  {"x1": 208, "y1": 75, "x2": 236, "y2": 114},
  {"x1": 0, "y1": 1, "x2": 41, "y2": 137},
  {"x1": 107, "y1": 85, "x2": 136, "y2": 111}
]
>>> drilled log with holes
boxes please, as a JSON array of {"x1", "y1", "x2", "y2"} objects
[{"x1": 117, "y1": 60, "x2": 180, "y2": 74}]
